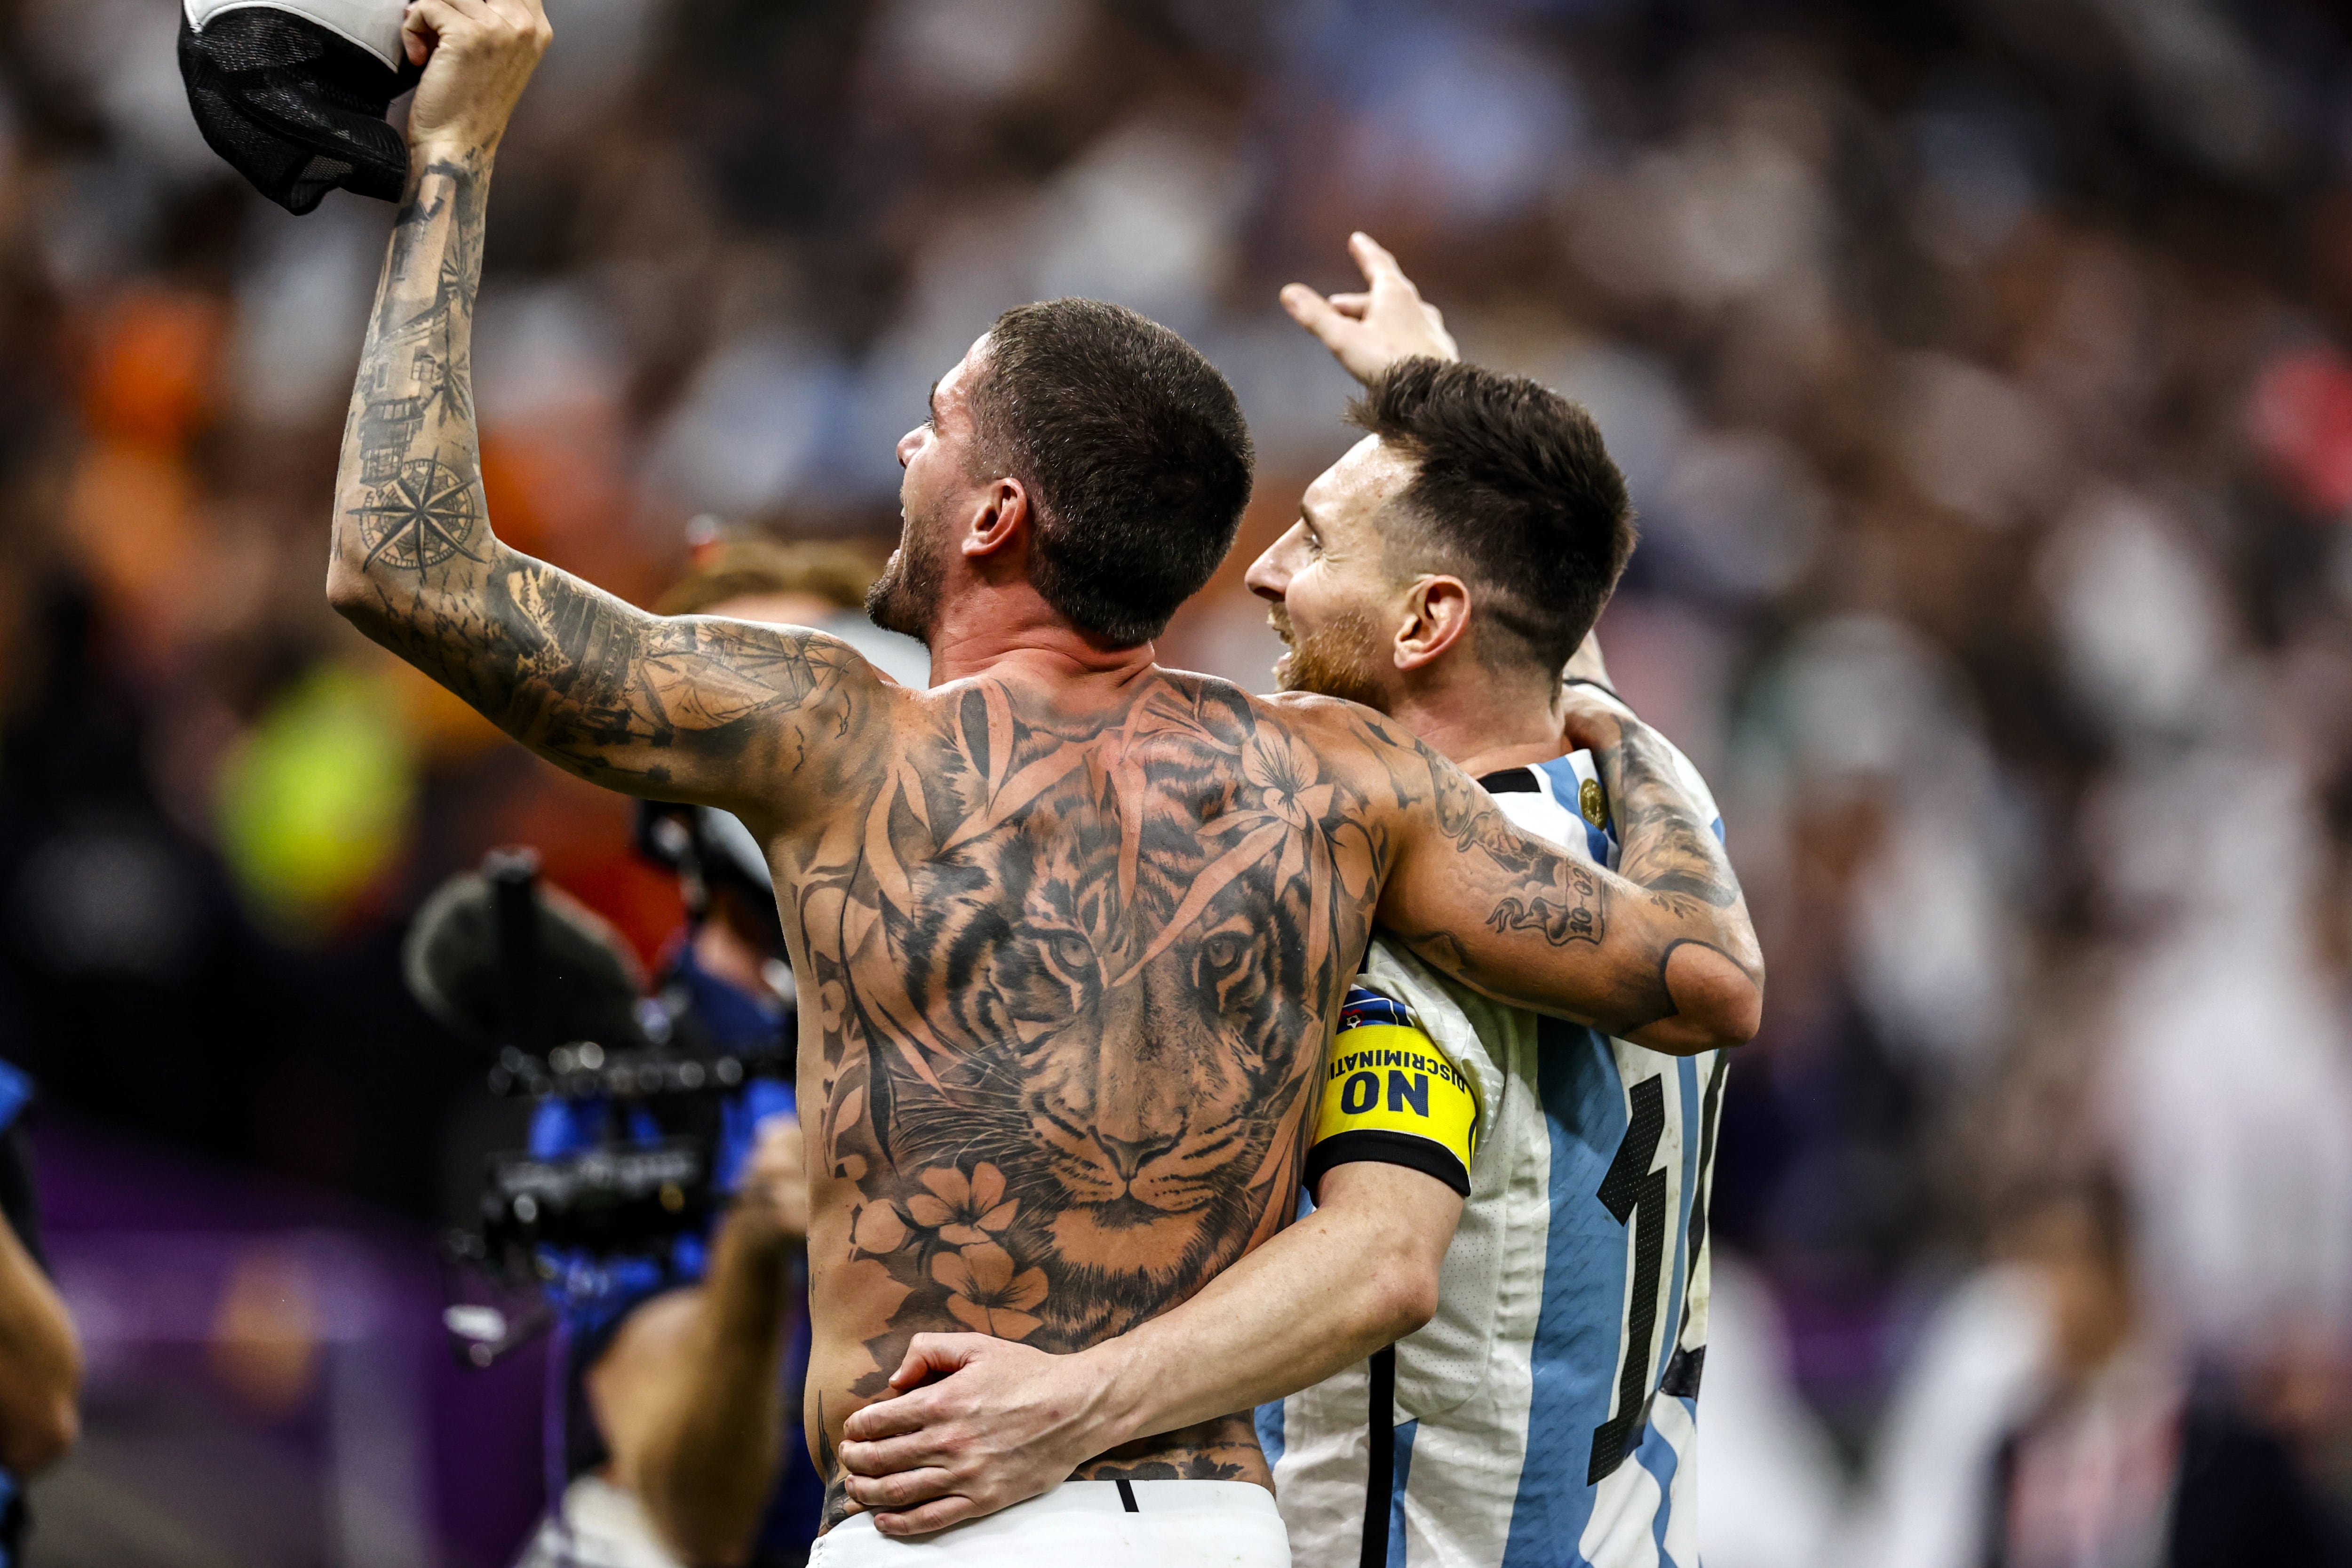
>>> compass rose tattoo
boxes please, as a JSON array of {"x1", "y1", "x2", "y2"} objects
[{"x1": 356, "y1": 458, "x2": 482, "y2": 571}]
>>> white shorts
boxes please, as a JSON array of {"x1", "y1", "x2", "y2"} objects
[{"x1": 808, "y1": 1481, "x2": 1290, "y2": 1568}]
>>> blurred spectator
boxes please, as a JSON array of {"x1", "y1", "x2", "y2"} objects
[
  {"x1": 1991, "y1": 1177, "x2": 2337, "y2": 1568},
  {"x1": 1849, "y1": 1175, "x2": 2344, "y2": 1568}
]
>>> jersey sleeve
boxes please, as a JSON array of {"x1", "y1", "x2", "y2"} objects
[{"x1": 1304, "y1": 985, "x2": 1481, "y2": 1198}]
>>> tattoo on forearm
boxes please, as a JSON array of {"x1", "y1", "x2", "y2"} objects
[
  {"x1": 343, "y1": 156, "x2": 485, "y2": 574},
  {"x1": 1486, "y1": 862, "x2": 1606, "y2": 945},
  {"x1": 1363, "y1": 715, "x2": 1758, "y2": 1040},
  {"x1": 1591, "y1": 720, "x2": 1740, "y2": 909},
  {"x1": 1406, "y1": 729, "x2": 1612, "y2": 949},
  {"x1": 332, "y1": 154, "x2": 871, "y2": 797}
]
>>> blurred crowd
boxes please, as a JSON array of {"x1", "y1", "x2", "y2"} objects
[{"x1": 3, "y1": 0, "x2": 2352, "y2": 1562}]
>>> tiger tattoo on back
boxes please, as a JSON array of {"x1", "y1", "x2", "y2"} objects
[{"x1": 790, "y1": 672, "x2": 1386, "y2": 1499}]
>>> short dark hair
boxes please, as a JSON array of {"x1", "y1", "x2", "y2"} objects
[
  {"x1": 1350, "y1": 358, "x2": 1634, "y2": 676},
  {"x1": 969, "y1": 299, "x2": 1254, "y2": 646}
]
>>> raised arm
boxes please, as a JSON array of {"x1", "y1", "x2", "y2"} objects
[
  {"x1": 1360, "y1": 697, "x2": 1763, "y2": 1055},
  {"x1": 329, "y1": 1, "x2": 884, "y2": 814}
]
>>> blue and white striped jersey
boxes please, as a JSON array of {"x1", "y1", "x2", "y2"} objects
[{"x1": 1259, "y1": 719, "x2": 1728, "y2": 1568}]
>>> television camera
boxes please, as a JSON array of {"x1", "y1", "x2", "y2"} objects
[{"x1": 405, "y1": 819, "x2": 790, "y2": 1366}]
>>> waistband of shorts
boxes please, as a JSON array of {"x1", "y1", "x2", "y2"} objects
[
  {"x1": 1044, "y1": 1480, "x2": 1273, "y2": 1516},
  {"x1": 828, "y1": 1480, "x2": 1276, "y2": 1531}
]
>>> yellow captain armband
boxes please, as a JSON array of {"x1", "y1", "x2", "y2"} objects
[{"x1": 1303, "y1": 986, "x2": 1479, "y2": 1198}]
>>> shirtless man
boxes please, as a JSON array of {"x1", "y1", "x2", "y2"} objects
[{"x1": 339, "y1": 9, "x2": 1762, "y2": 1564}]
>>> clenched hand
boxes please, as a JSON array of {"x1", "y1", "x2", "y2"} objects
[{"x1": 400, "y1": 0, "x2": 552, "y2": 157}]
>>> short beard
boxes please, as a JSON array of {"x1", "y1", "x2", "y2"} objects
[
  {"x1": 1270, "y1": 603, "x2": 1389, "y2": 712},
  {"x1": 866, "y1": 513, "x2": 947, "y2": 645}
]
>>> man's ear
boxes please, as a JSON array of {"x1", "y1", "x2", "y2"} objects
[
  {"x1": 962, "y1": 478, "x2": 1030, "y2": 559},
  {"x1": 1393, "y1": 575, "x2": 1472, "y2": 671}
]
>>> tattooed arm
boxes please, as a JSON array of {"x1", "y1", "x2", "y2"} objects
[
  {"x1": 328, "y1": 1, "x2": 882, "y2": 812},
  {"x1": 1343, "y1": 702, "x2": 1763, "y2": 1055},
  {"x1": 1557, "y1": 682, "x2": 1739, "y2": 913}
]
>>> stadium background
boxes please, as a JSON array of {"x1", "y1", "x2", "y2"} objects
[{"x1": 1, "y1": 0, "x2": 2350, "y2": 1561}]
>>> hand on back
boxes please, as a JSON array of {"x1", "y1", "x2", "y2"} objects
[
  {"x1": 1282, "y1": 232, "x2": 1461, "y2": 384},
  {"x1": 837, "y1": 1335, "x2": 1111, "y2": 1536}
]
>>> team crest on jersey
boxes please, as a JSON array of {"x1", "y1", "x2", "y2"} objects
[{"x1": 1579, "y1": 776, "x2": 1608, "y2": 829}]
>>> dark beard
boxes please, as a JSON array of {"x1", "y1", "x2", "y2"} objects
[
  {"x1": 1270, "y1": 604, "x2": 1388, "y2": 712},
  {"x1": 866, "y1": 520, "x2": 946, "y2": 644}
]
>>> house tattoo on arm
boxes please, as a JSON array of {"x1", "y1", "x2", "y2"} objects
[{"x1": 330, "y1": 153, "x2": 878, "y2": 807}]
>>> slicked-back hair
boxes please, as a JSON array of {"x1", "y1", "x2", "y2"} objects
[
  {"x1": 968, "y1": 299, "x2": 1254, "y2": 647},
  {"x1": 1351, "y1": 358, "x2": 1635, "y2": 677}
]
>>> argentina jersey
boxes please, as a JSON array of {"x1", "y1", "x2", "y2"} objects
[{"x1": 1259, "y1": 710, "x2": 1729, "y2": 1568}]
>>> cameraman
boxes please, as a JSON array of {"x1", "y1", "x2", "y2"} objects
[{"x1": 516, "y1": 541, "x2": 922, "y2": 1568}]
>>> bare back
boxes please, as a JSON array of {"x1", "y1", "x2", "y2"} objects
[{"x1": 784, "y1": 670, "x2": 1383, "y2": 1504}]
